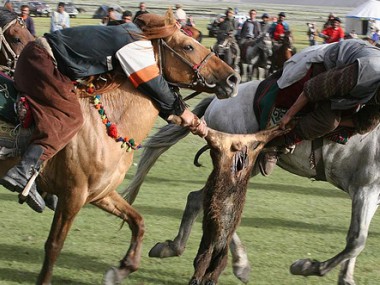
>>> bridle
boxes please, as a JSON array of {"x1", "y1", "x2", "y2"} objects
[
  {"x1": 156, "y1": 38, "x2": 216, "y2": 99},
  {"x1": 0, "y1": 17, "x2": 24, "y2": 74}
]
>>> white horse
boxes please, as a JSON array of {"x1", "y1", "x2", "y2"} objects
[{"x1": 122, "y1": 80, "x2": 380, "y2": 285}]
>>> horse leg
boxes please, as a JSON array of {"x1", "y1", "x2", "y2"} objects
[
  {"x1": 149, "y1": 188, "x2": 204, "y2": 257},
  {"x1": 201, "y1": 246, "x2": 229, "y2": 285},
  {"x1": 290, "y1": 188, "x2": 379, "y2": 285},
  {"x1": 37, "y1": 194, "x2": 86, "y2": 285},
  {"x1": 92, "y1": 191, "x2": 144, "y2": 284},
  {"x1": 230, "y1": 232, "x2": 251, "y2": 283}
]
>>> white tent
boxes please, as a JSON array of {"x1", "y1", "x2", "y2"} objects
[{"x1": 345, "y1": 0, "x2": 380, "y2": 35}]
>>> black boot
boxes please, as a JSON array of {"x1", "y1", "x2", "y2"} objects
[{"x1": 0, "y1": 144, "x2": 46, "y2": 213}]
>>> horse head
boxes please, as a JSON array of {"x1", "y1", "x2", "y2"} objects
[
  {"x1": 135, "y1": 9, "x2": 240, "y2": 99},
  {"x1": 0, "y1": 8, "x2": 34, "y2": 73}
]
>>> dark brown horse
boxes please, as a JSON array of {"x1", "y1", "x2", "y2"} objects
[
  {"x1": 0, "y1": 9, "x2": 240, "y2": 285},
  {"x1": 182, "y1": 25, "x2": 203, "y2": 42},
  {"x1": 269, "y1": 31, "x2": 295, "y2": 74}
]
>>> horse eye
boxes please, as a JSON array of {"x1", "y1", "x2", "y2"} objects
[
  {"x1": 13, "y1": 37, "x2": 21, "y2": 43},
  {"x1": 184, "y1": 45, "x2": 194, "y2": 52}
]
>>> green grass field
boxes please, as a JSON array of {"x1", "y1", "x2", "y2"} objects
[{"x1": 1, "y1": 6, "x2": 380, "y2": 285}]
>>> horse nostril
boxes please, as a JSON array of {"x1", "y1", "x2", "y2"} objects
[{"x1": 227, "y1": 73, "x2": 241, "y2": 88}]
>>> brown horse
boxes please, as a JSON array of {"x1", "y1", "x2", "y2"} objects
[
  {"x1": 269, "y1": 30, "x2": 295, "y2": 74},
  {"x1": 0, "y1": 9, "x2": 240, "y2": 285},
  {"x1": 0, "y1": 9, "x2": 34, "y2": 74},
  {"x1": 182, "y1": 25, "x2": 203, "y2": 42}
]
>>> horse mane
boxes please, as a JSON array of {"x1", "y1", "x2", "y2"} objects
[
  {"x1": 0, "y1": 8, "x2": 18, "y2": 28},
  {"x1": 134, "y1": 8, "x2": 178, "y2": 39}
]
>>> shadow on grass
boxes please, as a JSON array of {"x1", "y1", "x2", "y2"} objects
[
  {"x1": 240, "y1": 216, "x2": 380, "y2": 236},
  {"x1": 249, "y1": 182, "x2": 347, "y2": 198},
  {"x1": 0, "y1": 243, "x2": 110, "y2": 272},
  {"x1": 134, "y1": 204, "x2": 186, "y2": 219},
  {"x1": 0, "y1": 192, "x2": 16, "y2": 202},
  {"x1": 0, "y1": 267, "x2": 94, "y2": 285}
]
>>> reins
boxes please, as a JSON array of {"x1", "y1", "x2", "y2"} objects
[
  {"x1": 0, "y1": 17, "x2": 22, "y2": 74},
  {"x1": 157, "y1": 38, "x2": 215, "y2": 100}
]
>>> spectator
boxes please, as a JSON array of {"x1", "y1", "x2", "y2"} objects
[
  {"x1": 122, "y1": 10, "x2": 133, "y2": 23},
  {"x1": 260, "y1": 13, "x2": 271, "y2": 34},
  {"x1": 268, "y1": 12, "x2": 290, "y2": 41},
  {"x1": 20, "y1": 4, "x2": 36, "y2": 37},
  {"x1": 3, "y1": 0, "x2": 12, "y2": 12},
  {"x1": 214, "y1": 7, "x2": 240, "y2": 71},
  {"x1": 239, "y1": 9, "x2": 261, "y2": 45},
  {"x1": 174, "y1": 4, "x2": 187, "y2": 27},
  {"x1": 102, "y1": 7, "x2": 119, "y2": 25},
  {"x1": 186, "y1": 15, "x2": 195, "y2": 27},
  {"x1": 319, "y1": 17, "x2": 344, "y2": 44},
  {"x1": 133, "y1": 2, "x2": 148, "y2": 22},
  {"x1": 306, "y1": 22, "x2": 316, "y2": 46},
  {"x1": 323, "y1": 12, "x2": 336, "y2": 29},
  {"x1": 50, "y1": 2, "x2": 70, "y2": 32}
]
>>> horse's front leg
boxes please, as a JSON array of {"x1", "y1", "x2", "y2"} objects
[
  {"x1": 37, "y1": 192, "x2": 86, "y2": 285},
  {"x1": 290, "y1": 188, "x2": 380, "y2": 285},
  {"x1": 92, "y1": 191, "x2": 144, "y2": 284},
  {"x1": 149, "y1": 188, "x2": 204, "y2": 258}
]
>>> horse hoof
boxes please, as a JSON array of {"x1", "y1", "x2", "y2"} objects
[
  {"x1": 103, "y1": 266, "x2": 121, "y2": 285},
  {"x1": 290, "y1": 259, "x2": 321, "y2": 276},
  {"x1": 233, "y1": 264, "x2": 251, "y2": 283},
  {"x1": 148, "y1": 241, "x2": 179, "y2": 258},
  {"x1": 204, "y1": 280, "x2": 216, "y2": 285},
  {"x1": 188, "y1": 277, "x2": 200, "y2": 285}
]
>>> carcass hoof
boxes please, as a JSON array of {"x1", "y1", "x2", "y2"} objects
[
  {"x1": 233, "y1": 264, "x2": 251, "y2": 283},
  {"x1": 103, "y1": 266, "x2": 121, "y2": 285},
  {"x1": 290, "y1": 259, "x2": 321, "y2": 276},
  {"x1": 149, "y1": 240, "x2": 179, "y2": 258}
]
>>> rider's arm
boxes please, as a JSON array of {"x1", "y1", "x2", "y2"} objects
[
  {"x1": 115, "y1": 40, "x2": 207, "y2": 136},
  {"x1": 116, "y1": 40, "x2": 184, "y2": 119}
]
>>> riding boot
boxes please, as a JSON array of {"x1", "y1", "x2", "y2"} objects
[
  {"x1": 0, "y1": 144, "x2": 46, "y2": 213},
  {"x1": 257, "y1": 129, "x2": 303, "y2": 177}
]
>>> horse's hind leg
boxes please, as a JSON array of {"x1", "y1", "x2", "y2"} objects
[
  {"x1": 92, "y1": 191, "x2": 144, "y2": 284},
  {"x1": 37, "y1": 194, "x2": 86, "y2": 285},
  {"x1": 290, "y1": 188, "x2": 379, "y2": 284},
  {"x1": 149, "y1": 188, "x2": 204, "y2": 258}
]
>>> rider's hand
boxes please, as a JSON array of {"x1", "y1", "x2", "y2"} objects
[
  {"x1": 279, "y1": 112, "x2": 293, "y2": 130},
  {"x1": 174, "y1": 109, "x2": 209, "y2": 138}
]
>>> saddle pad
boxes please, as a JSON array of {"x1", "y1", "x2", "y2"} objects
[{"x1": 0, "y1": 71, "x2": 18, "y2": 125}]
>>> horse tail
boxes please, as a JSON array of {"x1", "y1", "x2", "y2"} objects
[
  {"x1": 193, "y1": 145, "x2": 210, "y2": 167},
  {"x1": 122, "y1": 96, "x2": 215, "y2": 204}
]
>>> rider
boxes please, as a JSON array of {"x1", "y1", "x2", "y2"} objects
[
  {"x1": 259, "y1": 39, "x2": 380, "y2": 176},
  {"x1": 239, "y1": 9, "x2": 261, "y2": 46},
  {"x1": 319, "y1": 16, "x2": 345, "y2": 44},
  {"x1": 214, "y1": 7, "x2": 240, "y2": 72},
  {"x1": 259, "y1": 13, "x2": 271, "y2": 34},
  {"x1": 0, "y1": 15, "x2": 208, "y2": 213},
  {"x1": 268, "y1": 12, "x2": 290, "y2": 42}
]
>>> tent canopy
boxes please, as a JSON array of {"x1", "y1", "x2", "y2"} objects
[{"x1": 346, "y1": 0, "x2": 380, "y2": 20}]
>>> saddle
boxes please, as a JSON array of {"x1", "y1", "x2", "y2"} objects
[{"x1": 0, "y1": 71, "x2": 34, "y2": 159}]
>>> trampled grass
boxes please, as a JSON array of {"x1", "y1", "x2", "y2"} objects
[{"x1": 1, "y1": 4, "x2": 380, "y2": 285}]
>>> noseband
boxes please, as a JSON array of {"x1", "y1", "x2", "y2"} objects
[
  {"x1": 0, "y1": 17, "x2": 24, "y2": 74},
  {"x1": 157, "y1": 38, "x2": 216, "y2": 90}
]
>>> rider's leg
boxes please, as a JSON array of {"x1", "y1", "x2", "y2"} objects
[
  {"x1": 258, "y1": 101, "x2": 341, "y2": 176},
  {"x1": 0, "y1": 41, "x2": 84, "y2": 212}
]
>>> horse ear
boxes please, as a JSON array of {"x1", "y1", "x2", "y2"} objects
[{"x1": 165, "y1": 8, "x2": 175, "y2": 25}]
